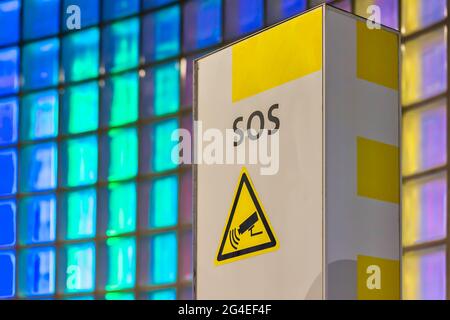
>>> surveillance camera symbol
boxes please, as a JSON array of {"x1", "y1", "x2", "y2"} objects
[{"x1": 229, "y1": 212, "x2": 263, "y2": 250}]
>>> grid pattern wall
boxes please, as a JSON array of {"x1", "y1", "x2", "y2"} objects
[{"x1": 0, "y1": 0, "x2": 447, "y2": 300}]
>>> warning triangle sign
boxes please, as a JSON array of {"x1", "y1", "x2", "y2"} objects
[{"x1": 215, "y1": 167, "x2": 279, "y2": 265}]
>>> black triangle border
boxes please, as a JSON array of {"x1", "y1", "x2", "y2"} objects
[{"x1": 216, "y1": 172, "x2": 277, "y2": 262}]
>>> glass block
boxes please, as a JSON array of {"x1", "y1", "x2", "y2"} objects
[
  {"x1": 150, "y1": 232, "x2": 177, "y2": 285},
  {"x1": 142, "y1": 5, "x2": 180, "y2": 63},
  {"x1": 63, "y1": 0, "x2": 99, "y2": 30},
  {"x1": 151, "y1": 118, "x2": 179, "y2": 172},
  {"x1": 183, "y1": 0, "x2": 222, "y2": 52},
  {"x1": 403, "y1": 174, "x2": 447, "y2": 247},
  {"x1": 355, "y1": 0, "x2": 399, "y2": 30},
  {"x1": 20, "y1": 90, "x2": 59, "y2": 141},
  {"x1": 102, "y1": 72, "x2": 138, "y2": 127},
  {"x1": 19, "y1": 194, "x2": 56, "y2": 244},
  {"x1": 0, "y1": 148, "x2": 17, "y2": 196},
  {"x1": 402, "y1": 100, "x2": 447, "y2": 175},
  {"x1": 141, "y1": 62, "x2": 180, "y2": 118},
  {"x1": 105, "y1": 292, "x2": 135, "y2": 300},
  {"x1": 22, "y1": 38, "x2": 60, "y2": 90},
  {"x1": 102, "y1": 18, "x2": 139, "y2": 73},
  {"x1": 62, "y1": 28, "x2": 99, "y2": 82},
  {"x1": 149, "y1": 288, "x2": 176, "y2": 300},
  {"x1": 0, "y1": 251, "x2": 15, "y2": 298},
  {"x1": 61, "y1": 243, "x2": 95, "y2": 294},
  {"x1": 180, "y1": 170, "x2": 192, "y2": 225},
  {"x1": 403, "y1": 246, "x2": 446, "y2": 300},
  {"x1": 104, "y1": 127, "x2": 138, "y2": 181},
  {"x1": 143, "y1": 0, "x2": 177, "y2": 9},
  {"x1": 105, "y1": 182, "x2": 137, "y2": 236},
  {"x1": 402, "y1": 28, "x2": 447, "y2": 106},
  {"x1": 266, "y1": 0, "x2": 307, "y2": 25},
  {"x1": 180, "y1": 230, "x2": 193, "y2": 282},
  {"x1": 225, "y1": 0, "x2": 264, "y2": 40},
  {"x1": 62, "y1": 82, "x2": 99, "y2": 134},
  {"x1": 102, "y1": 0, "x2": 139, "y2": 21},
  {"x1": 61, "y1": 188, "x2": 97, "y2": 240},
  {"x1": 0, "y1": 97, "x2": 18, "y2": 146},
  {"x1": 0, "y1": 0, "x2": 20, "y2": 46},
  {"x1": 19, "y1": 247, "x2": 55, "y2": 297},
  {"x1": 150, "y1": 175, "x2": 178, "y2": 228},
  {"x1": 61, "y1": 135, "x2": 98, "y2": 187},
  {"x1": 0, "y1": 200, "x2": 16, "y2": 247},
  {"x1": 20, "y1": 142, "x2": 57, "y2": 192},
  {"x1": 23, "y1": 0, "x2": 59, "y2": 40},
  {"x1": 402, "y1": 0, "x2": 447, "y2": 35},
  {"x1": 0, "y1": 47, "x2": 19, "y2": 96},
  {"x1": 103, "y1": 237, "x2": 136, "y2": 291}
]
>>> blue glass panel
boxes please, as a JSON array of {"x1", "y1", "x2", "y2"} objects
[
  {"x1": 22, "y1": 38, "x2": 59, "y2": 90},
  {"x1": 103, "y1": 0, "x2": 139, "y2": 21},
  {"x1": 63, "y1": 0, "x2": 99, "y2": 30},
  {"x1": 150, "y1": 175, "x2": 178, "y2": 228},
  {"x1": 0, "y1": 251, "x2": 15, "y2": 298},
  {"x1": 150, "y1": 232, "x2": 177, "y2": 285},
  {"x1": 267, "y1": 0, "x2": 307, "y2": 24},
  {"x1": 0, "y1": 201, "x2": 16, "y2": 247},
  {"x1": 20, "y1": 247, "x2": 55, "y2": 296},
  {"x1": 20, "y1": 142, "x2": 58, "y2": 192},
  {"x1": 21, "y1": 90, "x2": 59, "y2": 141},
  {"x1": 0, "y1": 97, "x2": 18, "y2": 145},
  {"x1": 0, "y1": 1, "x2": 20, "y2": 46},
  {"x1": 184, "y1": 0, "x2": 222, "y2": 52},
  {"x1": 23, "y1": 0, "x2": 60, "y2": 40},
  {"x1": 0, "y1": 47, "x2": 19, "y2": 96},
  {"x1": 0, "y1": 148, "x2": 17, "y2": 196},
  {"x1": 149, "y1": 288, "x2": 176, "y2": 300},
  {"x1": 143, "y1": 5, "x2": 180, "y2": 62},
  {"x1": 225, "y1": 0, "x2": 264, "y2": 40},
  {"x1": 20, "y1": 194, "x2": 56, "y2": 244},
  {"x1": 143, "y1": 0, "x2": 177, "y2": 9}
]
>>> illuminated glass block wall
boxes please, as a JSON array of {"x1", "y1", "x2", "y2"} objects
[{"x1": 0, "y1": 0, "x2": 448, "y2": 300}]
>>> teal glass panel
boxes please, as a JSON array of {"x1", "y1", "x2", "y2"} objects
[
  {"x1": 64, "y1": 243, "x2": 95, "y2": 294},
  {"x1": 20, "y1": 142, "x2": 57, "y2": 192},
  {"x1": 150, "y1": 175, "x2": 178, "y2": 228},
  {"x1": 149, "y1": 288, "x2": 176, "y2": 300},
  {"x1": 63, "y1": 135, "x2": 98, "y2": 187},
  {"x1": 152, "y1": 118, "x2": 179, "y2": 172},
  {"x1": 19, "y1": 194, "x2": 56, "y2": 244},
  {"x1": 19, "y1": 247, "x2": 55, "y2": 297},
  {"x1": 0, "y1": 47, "x2": 19, "y2": 96},
  {"x1": 102, "y1": 18, "x2": 139, "y2": 73},
  {"x1": 103, "y1": 72, "x2": 138, "y2": 127},
  {"x1": 65, "y1": 188, "x2": 97, "y2": 240},
  {"x1": 107, "y1": 127, "x2": 138, "y2": 181},
  {"x1": 21, "y1": 90, "x2": 58, "y2": 141},
  {"x1": 105, "y1": 237, "x2": 136, "y2": 291},
  {"x1": 107, "y1": 182, "x2": 137, "y2": 236},
  {"x1": 63, "y1": 82, "x2": 99, "y2": 134},
  {"x1": 142, "y1": 5, "x2": 180, "y2": 62},
  {"x1": 105, "y1": 292, "x2": 135, "y2": 300},
  {"x1": 150, "y1": 232, "x2": 177, "y2": 285},
  {"x1": 62, "y1": 28, "x2": 99, "y2": 82},
  {"x1": 22, "y1": 38, "x2": 59, "y2": 90}
]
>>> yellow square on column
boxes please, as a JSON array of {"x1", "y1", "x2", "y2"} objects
[
  {"x1": 357, "y1": 136, "x2": 399, "y2": 204},
  {"x1": 357, "y1": 255, "x2": 400, "y2": 300}
]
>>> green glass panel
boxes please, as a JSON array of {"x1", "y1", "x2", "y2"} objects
[
  {"x1": 107, "y1": 182, "x2": 136, "y2": 236},
  {"x1": 66, "y1": 188, "x2": 96, "y2": 240},
  {"x1": 154, "y1": 62, "x2": 179, "y2": 116},
  {"x1": 64, "y1": 82, "x2": 99, "y2": 134},
  {"x1": 150, "y1": 175, "x2": 178, "y2": 228},
  {"x1": 65, "y1": 243, "x2": 95, "y2": 293},
  {"x1": 105, "y1": 292, "x2": 134, "y2": 300},
  {"x1": 65, "y1": 135, "x2": 98, "y2": 187},
  {"x1": 108, "y1": 72, "x2": 138, "y2": 127},
  {"x1": 108, "y1": 127, "x2": 138, "y2": 181},
  {"x1": 106, "y1": 237, "x2": 136, "y2": 291},
  {"x1": 153, "y1": 118, "x2": 179, "y2": 172}
]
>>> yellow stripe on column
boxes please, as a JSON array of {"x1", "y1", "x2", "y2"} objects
[
  {"x1": 232, "y1": 7, "x2": 323, "y2": 103},
  {"x1": 357, "y1": 136, "x2": 399, "y2": 204}
]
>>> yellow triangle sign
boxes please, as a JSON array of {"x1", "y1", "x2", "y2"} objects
[{"x1": 215, "y1": 167, "x2": 279, "y2": 265}]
